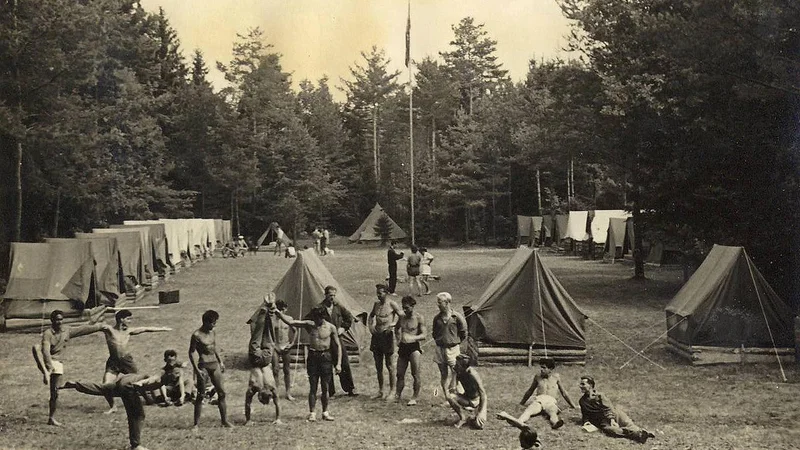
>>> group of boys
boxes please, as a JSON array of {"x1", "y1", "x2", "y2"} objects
[{"x1": 36, "y1": 287, "x2": 655, "y2": 450}]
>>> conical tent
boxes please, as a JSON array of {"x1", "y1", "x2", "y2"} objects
[
  {"x1": 464, "y1": 247, "x2": 587, "y2": 351},
  {"x1": 348, "y1": 203, "x2": 407, "y2": 242},
  {"x1": 665, "y1": 245, "x2": 794, "y2": 351},
  {"x1": 256, "y1": 222, "x2": 291, "y2": 248},
  {"x1": 605, "y1": 217, "x2": 633, "y2": 259},
  {"x1": 272, "y1": 249, "x2": 368, "y2": 349}
]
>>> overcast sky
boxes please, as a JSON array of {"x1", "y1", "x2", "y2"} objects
[{"x1": 138, "y1": 0, "x2": 576, "y2": 100}]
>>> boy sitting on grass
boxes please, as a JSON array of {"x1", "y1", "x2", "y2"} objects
[
  {"x1": 498, "y1": 357, "x2": 576, "y2": 430},
  {"x1": 158, "y1": 349, "x2": 194, "y2": 406}
]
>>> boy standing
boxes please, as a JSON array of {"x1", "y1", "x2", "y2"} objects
[{"x1": 394, "y1": 296, "x2": 426, "y2": 406}]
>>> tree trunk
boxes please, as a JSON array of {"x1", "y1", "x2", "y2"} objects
[
  {"x1": 52, "y1": 188, "x2": 61, "y2": 237},
  {"x1": 631, "y1": 194, "x2": 645, "y2": 279},
  {"x1": 373, "y1": 105, "x2": 379, "y2": 183},
  {"x1": 14, "y1": 140, "x2": 22, "y2": 242}
]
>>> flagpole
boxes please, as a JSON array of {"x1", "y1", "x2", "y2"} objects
[{"x1": 407, "y1": 0, "x2": 415, "y2": 245}]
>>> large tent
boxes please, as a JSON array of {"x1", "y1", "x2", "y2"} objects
[
  {"x1": 564, "y1": 211, "x2": 590, "y2": 242},
  {"x1": 516, "y1": 216, "x2": 545, "y2": 247},
  {"x1": 272, "y1": 249, "x2": 368, "y2": 349},
  {"x1": 464, "y1": 247, "x2": 587, "y2": 364},
  {"x1": 121, "y1": 221, "x2": 168, "y2": 273},
  {"x1": 348, "y1": 203, "x2": 407, "y2": 243},
  {"x1": 553, "y1": 214, "x2": 569, "y2": 242},
  {"x1": 53, "y1": 236, "x2": 124, "y2": 304},
  {"x1": 665, "y1": 244, "x2": 795, "y2": 364},
  {"x1": 92, "y1": 229, "x2": 145, "y2": 286},
  {"x1": 2, "y1": 241, "x2": 99, "y2": 323},
  {"x1": 589, "y1": 210, "x2": 630, "y2": 245},
  {"x1": 256, "y1": 222, "x2": 291, "y2": 248}
]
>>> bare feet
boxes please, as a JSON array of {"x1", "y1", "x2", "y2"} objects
[
  {"x1": 285, "y1": 394, "x2": 295, "y2": 402},
  {"x1": 221, "y1": 421, "x2": 234, "y2": 428},
  {"x1": 371, "y1": 392, "x2": 384, "y2": 400},
  {"x1": 272, "y1": 419, "x2": 284, "y2": 425},
  {"x1": 103, "y1": 406, "x2": 117, "y2": 415},
  {"x1": 453, "y1": 418, "x2": 467, "y2": 429},
  {"x1": 47, "y1": 418, "x2": 63, "y2": 427}
]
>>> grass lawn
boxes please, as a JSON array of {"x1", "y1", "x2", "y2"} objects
[{"x1": 1, "y1": 243, "x2": 798, "y2": 450}]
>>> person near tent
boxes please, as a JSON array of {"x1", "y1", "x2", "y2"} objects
[
  {"x1": 406, "y1": 245, "x2": 423, "y2": 296},
  {"x1": 387, "y1": 241, "x2": 405, "y2": 295},
  {"x1": 499, "y1": 357, "x2": 575, "y2": 430},
  {"x1": 306, "y1": 286, "x2": 359, "y2": 397},
  {"x1": 393, "y1": 295, "x2": 426, "y2": 406},
  {"x1": 432, "y1": 292, "x2": 468, "y2": 396},
  {"x1": 61, "y1": 372, "x2": 163, "y2": 450},
  {"x1": 274, "y1": 306, "x2": 342, "y2": 422},
  {"x1": 271, "y1": 300, "x2": 296, "y2": 401},
  {"x1": 419, "y1": 247, "x2": 434, "y2": 295},
  {"x1": 284, "y1": 242, "x2": 297, "y2": 258},
  {"x1": 244, "y1": 295, "x2": 281, "y2": 425},
  {"x1": 189, "y1": 310, "x2": 233, "y2": 429},
  {"x1": 101, "y1": 309, "x2": 172, "y2": 415},
  {"x1": 157, "y1": 349, "x2": 194, "y2": 406},
  {"x1": 38, "y1": 309, "x2": 107, "y2": 426},
  {"x1": 321, "y1": 228, "x2": 330, "y2": 255},
  {"x1": 273, "y1": 226, "x2": 285, "y2": 256},
  {"x1": 446, "y1": 354, "x2": 487, "y2": 429},
  {"x1": 578, "y1": 376, "x2": 655, "y2": 444},
  {"x1": 312, "y1": 227, "x2": 322, "y2": 254},
  {"x1": 368, "y1": 283, "x2": 404, "y2": 399}
]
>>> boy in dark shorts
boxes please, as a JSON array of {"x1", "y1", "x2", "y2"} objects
[
  {"x1": 368, "y1": 284, "x2": 403, "y2": 399},
  {"x1": 394, "y1": 296, "x2": 426, "y2": 406},
  {"x1": 274, "y1": 307, "x2": 342, "y2": 422},
  {"x1": 158, "y1": 349, "x2": 194, "y2": 406}
]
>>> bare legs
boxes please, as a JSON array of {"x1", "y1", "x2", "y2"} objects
[{"x1": 193, "y1": 366, "x2": 231, "y2": 428}]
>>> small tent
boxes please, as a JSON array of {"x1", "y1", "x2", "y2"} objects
[
  {"x1": 553, "y1": 214, "x2": 569, "y2": 243},
  {"x1": 256, "y1": 222, "x2": 291, "y2": 248},
  {"x1": 2, "y1": 241, "x2": 99, "y2": 327},
  {"x1": 645, "y1": 241, "x2": 682, "y2": 266},
  {"x1": 665, "y1": 244, "x2": 795, "y2": 365},
  {"x1": 605, "y1": 217, "x2": 634, "y2": 260},
  {"x1": 53, "y1": 236, "x2": 124, "y2": 304},
  {"x1": 589, "y1": 210, "x2": 630, "y2": 245},
  {"x1": 463, "y1": 247, "x2": 587, "y2": 364},
  {"x1": 348, "y1": 203, "x2": 407, "y2": 243},
  {"x1": 516, "y1": 215, "x2": 534, "y2": 246},
  {"x1": 564, "y1": 211, "x2": 590, "y2": 242},
  {"x1": 272, "y1": 249, "x2": 368, "y2": 350}
]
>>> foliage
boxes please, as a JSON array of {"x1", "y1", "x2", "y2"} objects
[{"x1": 373, "y1": 213, "x2": 395, "y2": 245}]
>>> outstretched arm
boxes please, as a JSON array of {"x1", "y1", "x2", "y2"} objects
[
  {"x1": 69, "y1": 323, "x2": 108, "y2": 338},
  {"x1": 557, "y1": 376, "x2": 576, "y2": 409},
  {"x1": 520, "y1": 377, "x2": 539, "y2": 405},
  {"x1": 129, "y1": 326, "x2": 172, "y2": 335},
  {"x1": 274, "y1": 310, "x2": 313, "y2": 329}
]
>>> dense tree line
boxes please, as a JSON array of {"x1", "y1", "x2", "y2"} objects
[{"x1": 1, "y1": 0, "x2": 797, "y2": 302}]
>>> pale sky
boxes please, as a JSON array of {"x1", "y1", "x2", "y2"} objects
[{"x1": 138, "y1": 0, "x2": 576, "y2": 100}]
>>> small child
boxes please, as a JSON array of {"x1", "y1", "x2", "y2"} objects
[{"x1": 159, "y1": 349, "x2": 194, "y2": 406}]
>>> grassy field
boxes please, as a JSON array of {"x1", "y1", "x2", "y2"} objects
[{"x1": 0, "y1": 243, "x2": 798, "y2": 450}]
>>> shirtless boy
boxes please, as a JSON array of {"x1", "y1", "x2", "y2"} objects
[
  {"x1": 394, "y1": 296, "x2": 426, "y2": 406},
  {"x1": 271, "y1": 300, "x2": 295, "y2": 401},
  {"x1": 101, "y1": 309, "x2": 171, "y2": 414},
  {"x1": 274, "y1": 307, "x2": 342, "y2": 422},
  {"x1": 499, "y1": 357, "x2": 575, "y2": 429},
  {"x1": 368, "y1": 284, "x2": 403, "y2": 399},
  {"x1": 37, "y1": 309, "x2": 106, "y2": 425},
  {"x1": 244, "y1": 295, "x2": 281, "y2": 425},
  {"x1": 189, "y1": 310, "x2": 233, "y2": 429},
  {"x1": 447, "y1": 354, "x2": 488, "y2": 430}
]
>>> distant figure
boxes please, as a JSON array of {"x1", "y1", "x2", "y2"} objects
[
  {"x1": 321, "y1": 228, "x2": 330, "y2": 255},
  {"x1": 285, "y1": 243, "x2": 297, "y2": 258},
  {"x1": 420, "y1": 247, "x2": 435, "y2": 295},
  {"x1": 578, "y1": 376, "x2": 655, "y2": 444},
  {"x1": 387, "y1": 241, "x2": 405, "y2": 295},
  {"x1": 312, "y1": 228, "x2": 322, "y2": 254},
  {"x1": 446, "y1": 354, "x2": 487, "y2": 429},
  {"x1": 406, "y1": 245, "x2": 423, "y2": 296}
]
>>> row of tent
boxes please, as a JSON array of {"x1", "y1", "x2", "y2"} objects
[
  {"x1": 1, "y1": 219, "x2": 232, "y2": 329},
  {"x1": 518, "y1": 211, "x2": 680, "y2": 264},
  {"x1": 464, "y1": 243, "x2": 795, "y2": 365}
]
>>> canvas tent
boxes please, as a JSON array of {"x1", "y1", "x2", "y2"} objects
[
  {"x1": 516, "y1": 216, "x2": 545, "y2": 247},
  {"x1": 272, "y1": 249, "x2": 368, "y2": 350},
  {"x1": 604, "y1": 217, "x2": 634, "y2": 260},
  {"x1": 121, "y1": 221, "x2": 168, "y2": 274},
  {"x1": 2, "y1": 241, "x2": 99, "y2": 327},
  {"x1": 52, "y1": 236, "x2": 124, "y2": 304},
  {"x1": 553, "y1": 214, "x2": 569, "y2": 242},
  {"x1": 463, "y1": 247, "x2": 587, "y2": 364},
  {"x1": 348, "y1": 203, "x2": 407, "y2": 242},
  {"x1": 645, "y1": 242, "x2": 682, "y2": 266},
  {"x1": 665, "y1": 244, "x2": 795, "y2": 365},
  {"x1": 564, "y1": 211, "x2": 590, "y2": 242},
  {"x1": 589, "y1": 210, "x2": 630, "y2": 245},
  {"x1": 256, "y1": 222, "x2": 291, "y2": 248}
]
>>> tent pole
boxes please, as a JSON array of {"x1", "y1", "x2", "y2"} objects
[{"x1": 528, "y1": 344, "x2": 533, "y2": 367}]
